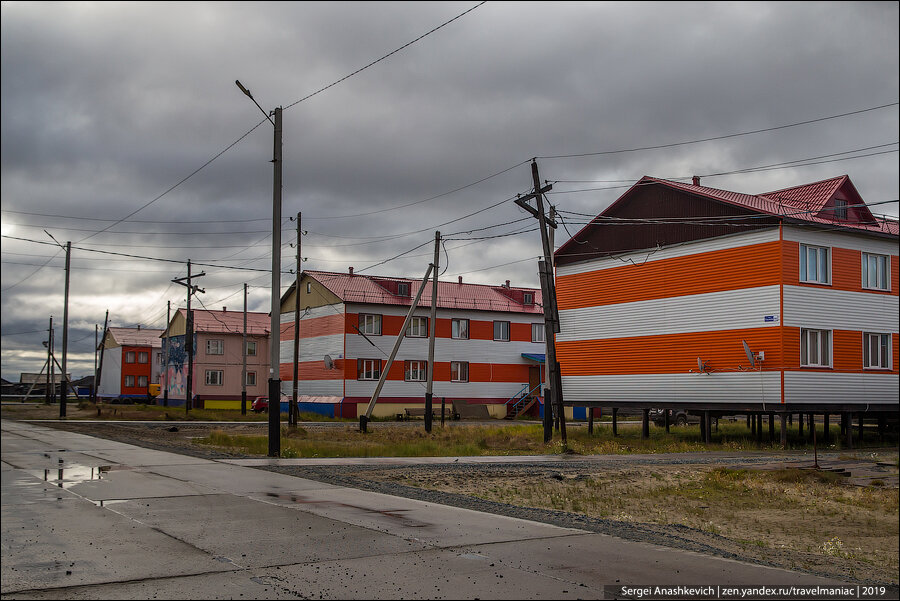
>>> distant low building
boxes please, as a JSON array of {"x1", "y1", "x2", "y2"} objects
[{"x1": 97, "y1": 327, "x2": 163, "y2": 401}]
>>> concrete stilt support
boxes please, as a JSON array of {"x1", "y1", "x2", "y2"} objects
[
  {"x1": 664, "y1": 409, "x2": 670, "y2": 434},
  {"x1": 704, "y1": 410, "x2": 711, "y2": 443},
  {"x1": 756, "y1": 414, "x2": 763, "y2": 443},
  {"x1": 878, "y1": 415, "x2": 886, "y2": 442},
  {"x1": 612, "y1": 407, "x2": 618, "y2": 437},
  {"x1": 641, "y1": 408, "x2": 650, "y2": 440},
  {"x1": 588, "y1": 409, "x2": 594, "y2": 435}
]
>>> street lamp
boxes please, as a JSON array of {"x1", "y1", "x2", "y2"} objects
[{"x1": 236, "y1": 79, "x2": 282, "y2": 457}]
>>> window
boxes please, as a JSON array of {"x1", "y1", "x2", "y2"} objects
[
  {"x1": 451, "y1": 318, "x2": 469, "y2": 340},
  {"x1": 405, "y1": 360, "x2": 427, "y2": 382},
  {"x1": 800, "y1": 329, "x2": 831, "y2": 367},
  {"x1": 156, "y1": 352, "x2": 163, "y2": 365},
  {"x1": 397, "y1": 282, "x2": 410, "y2": 297},
  {"x1": 493, "y1": 320, "x2": 510, "y2": 342},
  {"x1": 799, "y1": 244, "x2": 830, "y2": 284},
  {"x1": 833, "y1": 199, "x2": 848, "y2": 220},
  {"x1": 124, "y1": 375, "x2": 135, "y2": 387},
  {"x1": 407, "y1": 316, "x2": 428, "y2": 338},
  {"x1": 245, "y1": 371, "x2": 257, "y2": 386},
  {"x1": 307, "y1": 282, "x2": 312, "y2": 294},
  {"x1": 205, "y1": 370, "x2": 224, "y2": 386},
  {"x1": 206, "y1": 339, "x2": 224, "y2": 355},
  {"x1": 359, "y1": 314, "x2": 382, "y2": 336},
  {"x1": 523, "y1": 292, "x2": 534, "y2": 305},
  {"x1": 450, "y1": 361, "x2": 469, "y2": 382},
  {"x1": 138, "y1": 375, "x2": 148, "y2": 388},
  {"x1": 532, "y1": 323, "x2": 545, "y2": 343},
  {"x1": 862, "y1": 253, "x2": 890, "y2": 290},
  {"x1": 863, "y1": 333, "x2": 891, "y2": 369},
  {"x1": 138, "y1": 352, "x2": 149, "y2": 364},
  {"x1": 246, "y1": 340, "x2": 257, "y2": 356},
  {"x1": 125, "y1": 351, "x2": 135, "y2": 364},
  {"x1": 358, "y1": 358, "x2": 382, "y2": 380}
]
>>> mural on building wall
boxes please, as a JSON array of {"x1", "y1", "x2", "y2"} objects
[{"x1": 164, "y1": 335, "x2": 195, "y2": 400}]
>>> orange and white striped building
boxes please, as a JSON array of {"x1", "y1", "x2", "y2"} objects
[
  {"x1": 278, "y1": 270, "x2": 546, "y2": 418},
  {"x1": 554, "y1": 175, "x2": 898, "y2": 413}
]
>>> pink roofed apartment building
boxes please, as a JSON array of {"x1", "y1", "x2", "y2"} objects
[
  {"x1": 277, "y1": 269, "x2": 547, "y2": 419},
  {"x1": 160, "y1": 307, "x2": 270, "y2": 409}
]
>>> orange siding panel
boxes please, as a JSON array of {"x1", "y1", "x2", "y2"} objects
[{"x1": 556, "y1": 241, "x2": 783, "y2": 310}]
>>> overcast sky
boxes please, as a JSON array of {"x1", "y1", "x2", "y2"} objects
[{"x1": 1, "y1": 1, "x2": 898, "y2": 382}]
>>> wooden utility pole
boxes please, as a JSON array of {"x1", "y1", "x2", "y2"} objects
[
  {"x1": 425, "y1": 231, "x2": 440, "y2": 433},
  {"x1": 46, "y1": 317, "x2": 53, "y2": 404},
  {"x1": 515, "y1": 160, "x2": 566, "y2": 444},
  {"x1": 60, "y1": 241, "x2": 71, "y2": 417},
  {"x1": 242, "y1": 283, "x2": 248, "y2": 416},
  {"x1": 172, "y1": 261, "x2": 205, "y2": 413},
  {"x1": 163, "y1": 301, "x2": 170, "y2": 407},
  {"x1": 291, "y1": 212, "x2": 302, "y2": 426},
  {"x1": 93, "y1": 324, "x2": 98, "y2": 403},
  {"x1": 95, "y1": 311, "x2": 108, "y2": 403}
]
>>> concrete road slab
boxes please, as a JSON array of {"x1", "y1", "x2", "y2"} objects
[
  {"x1": 148, "y1": 462, "x2": 340, "y2": 495},
  {"x1": 62, "y1": 468, "x2": 216, "y2": 501},
  {"x1": 104, "y1": 493, "x2": 430, "y2": 569},
  {"x1": 1, "y1": 470, "x2": 81, "y2": 505},
  {"x1": 74, "y1": 448, "x2": 211, "y2": 467},
  {"x1": 251, "y1": 486, "x2": 585, "y2": 548},
  {"x1": 0, "y1": 451, "x2": 117, "y2": 472},
  {"x1": 1, "y1": 490, "x2": 234, "y2": 594}
]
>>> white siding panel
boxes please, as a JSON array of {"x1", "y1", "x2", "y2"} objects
[
  {"x1": 558, "y1": 286, "x2": 780, "y2": 342},
  {"x1": 346, "y1": 335, "x2": 543, "y2": 364},
  {"x1": 345, "y1": 380, "x2": 527, "y2": 400},
  {"x1": 280, "y1": 334, "x2": 344, "y2": 364},
  {"x1": 347, "y1": 303, "x2": 543, "y2": 324},
  {"x1": 97, "y1": 349, "x2": 122, "y2": 396},
  {"x1": 784, "y1": 372, "x2": 899, "y2": 405},
  {"x1": 784, "y1": 287, "x2": 899, "y2": 332},
  {"x1": 782, "y1": 226, "x2": 899, "y2": 256},
  {"x1": 556, "y1": 229, "x2": 780, "y2": 277},
  {"x1": 281, "y1": 304, "x2": 344, "y2": 324},
  {"x1": 562, "y1": 372, "x2": 781, "y2": 404}
]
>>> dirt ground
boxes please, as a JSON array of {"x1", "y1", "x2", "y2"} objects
[{"x1": 4, "y1": 402, "x2": 898, "y2": 585}]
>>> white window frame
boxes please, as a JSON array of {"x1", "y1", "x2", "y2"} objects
[
  {"x1": 833, "y1": 199, "x2": 848, "y2": 220},
  {"x1": 206, "y1": 339, "x2": 225, "y2": 355},
  {"x1": 156, "y1": 352, "x2": 163, "y2": 365},
  {"x1": 800, "y1": 328, "x2": 831, "y2": 368},
  {"x1": 532, "y1": 323, "x2": 545, "y2": 343},
  {"x1": 861, "y1": 253, "x2": 890, "y2": 291},
  {"x1": 245, "y1": 371, "x2": 257, "y2": 386},
  {"x1": 125, "y1": 351, "x2": 136, "y2": 364},
  {"x1": 124, "y1": 375, "x2": 135, "y2": 387},
  {"x1": 138, "y1": 375, "x2": 148, "y2": 388},
  {"x1": 358, "y1": 358, "x2": 381, "y2": 381},
  {"x1": 306, "y1": 282, "x2": 312, "y2": 294},
  {"x1": 407, "y1": 316, "x2": 428, "y2": 338},
  {"x1": 359, "y1": 314, "x2": 382, "y2": 336},
  {"x1": 405, "y1": 360, "x2": 427, "y2": 382},
  {"x1": 205, "y1": 370, "x2": 224, "y2": 386},
  {"x1": 138, "y1": 351, "x2": 149, "y2": 364},
  {"x1": 451, "y1": 318, "x2": 469, "y2": 340},
  {"x1": 450, "y1": 361, "x2": 469, "y2": 383},
  {"x1": 799, "y1": 244, "x2": 831, "y2": 285},
  {"x1": 246, "y1": 340, "x2": 258, "y2": 356},
  {"x1": 493, "y1": 320, "x2": 510, "y2": 342},
  {"x1": 863, "y1": 332, "x2": 891, "y2": 370}
]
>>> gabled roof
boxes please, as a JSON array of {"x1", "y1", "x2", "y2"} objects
[
  {"x1": 303, "y1": 270, "x2": 543, "y2": 314},
  {"x1": 105, "y1": 327, "x2": 164, "y2": 348},
  {"x1": 173, "y1": 308, "x2": 271, "y2": 336}
]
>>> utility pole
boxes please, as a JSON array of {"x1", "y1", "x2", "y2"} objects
[
  {"x1": 515, "y1": 159, "x2": 566, "y2": 445},
  {"x1": 46, "y1": 317, "x2": 53, "y2": 404},
  {"x1": 172, "y1": 261, "x2": 205, "y2": 414},
  {"x1": 96, "y1": 311, "x2": 108, "y2": 404},
  {"x1": 291, "y1": 212, "x2": 302, "y2": 427},
  {"x1": 59, "y1": 241, "x2": 71, "y2": 417},
  {"x1": 163, "y1": 301, "x2": 170, "y2": 407},
  {"x1": 425, "y1": 231, "x2": 440, "y2": 433},
  {"x1": 242, "y1": 283, "x2": 248, "y2": 416},
  {"x1": 235, "y1": 80, "x2": 283, "y2": 457},
  {"x1": 93, "y1": 324, "x2": 98, "y2": 404}
]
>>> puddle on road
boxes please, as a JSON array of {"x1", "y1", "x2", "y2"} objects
[{"x1": 26, "y1": 464, "x2": 133, "y2": 489}]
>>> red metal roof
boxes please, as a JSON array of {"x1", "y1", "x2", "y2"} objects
[
  {"x1": 639, "y1": 176, "x2": 898, "y2": 236},
  {"x1": 305, "y1": 271, "x2": 543, "y2": 314},
  {"x1": 107, "y1": 327, "x2": 164, "y2": 348},
  {"x1": 175, "y1": 308, "x2": 271, "y2": 335}
]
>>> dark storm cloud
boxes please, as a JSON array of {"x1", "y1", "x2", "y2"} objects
[{"x1": 2, "y1": 1, "x2": 897, "y2": 379}]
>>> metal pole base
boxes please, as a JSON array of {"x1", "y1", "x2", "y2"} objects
[{"x1": 359, "y1": 415, "x2": 368, "y2": 433}]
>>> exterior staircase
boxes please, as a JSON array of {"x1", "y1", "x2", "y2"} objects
[{"x1": 504, "y1": 383, "x2": 542, "y2": 420}]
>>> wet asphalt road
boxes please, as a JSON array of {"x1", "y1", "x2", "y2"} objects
[{"x1": 1, "y1": 419, "x2": 863, "y2": 600}]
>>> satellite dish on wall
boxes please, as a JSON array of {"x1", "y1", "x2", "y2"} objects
[
  {"x1": 742, "y1": 340, "x2": 764, "y2": 368},
  {"x1": 697, "y1": 357, "x2": 709, "y2": 373},
  {"x1": 324, "y1": 355, "x2": 335, "y2": 370}
]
